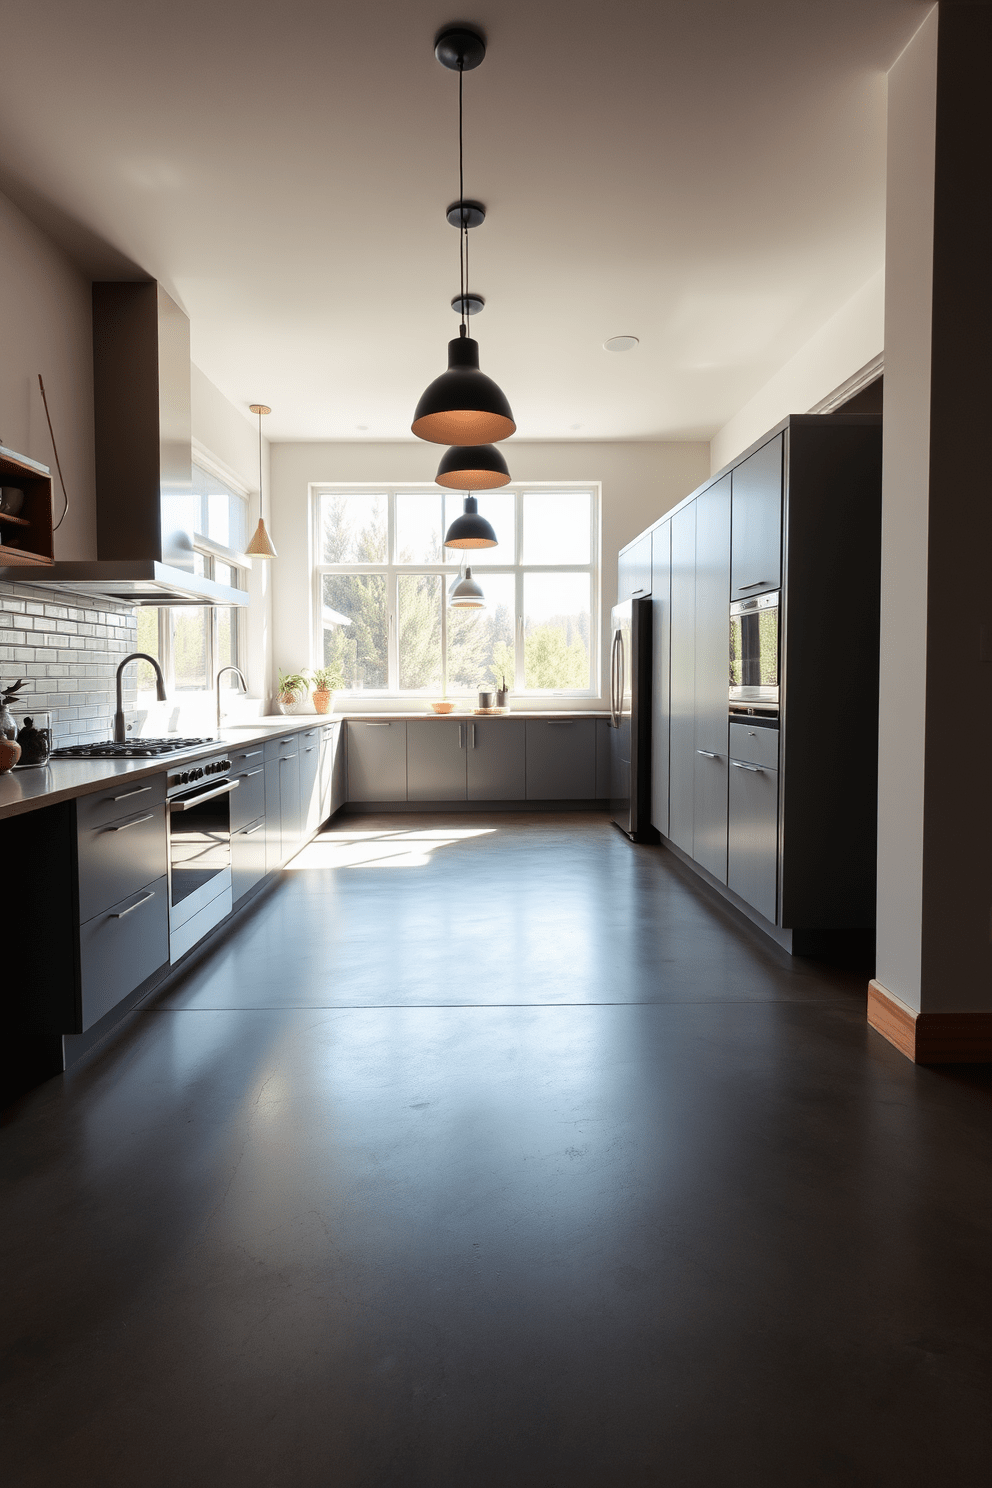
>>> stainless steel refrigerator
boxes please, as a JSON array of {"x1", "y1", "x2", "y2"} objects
[{"x1": 609, "y1": 596, "x2": 652, "y2": 839}]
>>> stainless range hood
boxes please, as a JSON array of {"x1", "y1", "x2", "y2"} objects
[{"x1": 2, "y1": 282, "x2": 248, "y2": 607}]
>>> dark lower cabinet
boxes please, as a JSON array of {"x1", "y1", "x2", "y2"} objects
[
  {"x1": 77, "y1": 803, "x2": 167, "y2": 923},
  {"x1": 728, "y1": 762, "x2": 779, "y2": 922},
  {"x1": 299, "y1": 731, "x2": 321, "y2": 835},
  {"x1": 78, "y1": 875, "x2": 169, "y2": 1030},
  {"x1": 232, "y1": 819, "x2": 266, "y2": 902},
  {"x1": 468, "y1": 719, "x2": 526, "y2": 799},
  {"x1": 525, "y1": 720, "x2": 596, "y2": 799},
  {"x1": 692, "y1": 750, "x2": 729, "y2": 883}
]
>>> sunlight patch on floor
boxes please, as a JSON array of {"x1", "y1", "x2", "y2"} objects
[{"x1": 285, "y1": 827, "x2": 496, "y2": 870}]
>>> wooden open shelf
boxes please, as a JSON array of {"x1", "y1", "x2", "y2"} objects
[{"x1": 0, "y1": 446, "x2": 54, "y2": 567}]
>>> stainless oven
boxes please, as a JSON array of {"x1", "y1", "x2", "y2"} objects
[
  {"x1": 167, "y1": 753, "x2": 237, "y2": 962},
  {"x1": 730, "y1": 590, "x2": 779, "y2": 707}
]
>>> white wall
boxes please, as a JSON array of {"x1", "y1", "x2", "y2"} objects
[
  {"x1": 191, "y1": 365, "x2": 272, "y2": 702},
  {"x1": 0, "y1": 188, "x2": 96, "y2": 559},
  {"x1": 709, "y1": 271, "x2": 885, "y2": 474},
  {"x1": 269, "y1": 439, "x2": 709, "y2": 709},
  {"x1": 874, "y1": 11, "x2": 937, "y2": 1014}
]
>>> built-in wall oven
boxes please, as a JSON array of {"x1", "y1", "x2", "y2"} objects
[
  {"x1": 167, "y1": 753, "x2": 237, "y2": 962},
  {"x1": 730, "y1": 590, "x2": 780, "y2": 708}
]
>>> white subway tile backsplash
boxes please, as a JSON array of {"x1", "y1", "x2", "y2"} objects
[{"x1": 0, "y1": 579, "x2": 139, "y2": 746}]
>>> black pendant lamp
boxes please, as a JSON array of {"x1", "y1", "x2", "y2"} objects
[
  {"x1": 444, "y1": 496, "x2": 497, "y2": 549},
  {"x1": 435, "y1": 442, "x2": 510, "y2": 491},
  {"x1": 412, "y1": 27, "x2": 515, "y2": 448}
]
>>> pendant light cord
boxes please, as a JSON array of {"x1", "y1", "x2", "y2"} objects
[
  {"x1": 458, "y1": 63, "x2": 467, "y2": 336},
  {"x1": 257, "y1": 408, "x2": 263, "y2": 515},
  {"x1": 38, "y1": 375, "x2": 69, "y2": 532}
]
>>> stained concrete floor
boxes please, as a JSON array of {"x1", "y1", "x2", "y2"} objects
[{"x1": 2, "y1": 813, "x2": 990, "y2": 1487}]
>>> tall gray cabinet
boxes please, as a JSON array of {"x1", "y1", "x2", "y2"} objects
[{"x1": 630, "y1": 413, "x2": 882, "y2": 953}]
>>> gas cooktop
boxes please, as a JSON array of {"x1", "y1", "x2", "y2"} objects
[{"x1": 51, "y1": 737, "x2": 219, "y2": 759}]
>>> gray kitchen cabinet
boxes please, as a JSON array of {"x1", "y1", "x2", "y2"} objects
[
  {"x1": 729, "y1": 721, "x2": 779, "y2": 770},
  {"x1": 594, "y1": 718, "x2": 612, "y2": 802},
  {"x1": 728, "y1": 761, "x2": 779, "y2": 922},
  {"x1": 264, "y1": 732, "x2": 301, "y2": 866},
  {"x1": 299, "y1": 726, "x2": 321, "y2": 835},
  {"x1": 330, "y1": 726, "x2": 347, "y2": 814},
  {"x1": 407, "y1": 720, "x2": 467, "y2": 800},
  {"x1": 668, "y1": 502, "x2": 696, "y2": 853},
  {"x1": 692, "y1": 474, "x2": 731, "y2": 882},
  {"x1": 232, "y1": 818, "x2": 266, "y2": 902},
  {"x1": 278, "y1": 750, "x2": 302, "y2": 860},
  {"x1": 468, "y1": 719, "x2": 526, "y2": 800},
  {"x1": 76, "y1": 773, "x2": 166, "y2": 832},
  {"x1": 78, "y1": 874, "x2": 170, "y2": 1031},
  {"x1": 617, "y1": 533, "x2": 652, "y2": 603},
  {"x1": 319, "y1": 722, "x2": 343, "y2": 821},
  {"x1": 77, "y1": 792, "x2": 168, "y2": 924},
  {"x1": 650, "y1": 520, "x2": 671, "y2": 836},
  {"x1": 525, "y1": 720, "x2": 596, "y2": 799},
  {"x1": 263, "y1": 756, "x2": 282, "y2": 874},
  {"x1": 347, "y1": 721, "x2": 408, "y2": 801},
  {"x1": 730, "y1": 432, "x2": 782, "y2": 599},
  {"x1": 229, "y1": 744, "x2": 265, "y2": 832}
]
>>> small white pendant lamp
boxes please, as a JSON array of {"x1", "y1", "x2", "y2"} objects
[
  {"x1": 246, "y1": 403, "x2": 277, "y2": 558},
  {"x1": 448, "y1": 565, "x2": 486, "y2": 607}
]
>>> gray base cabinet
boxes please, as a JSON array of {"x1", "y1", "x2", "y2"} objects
[
  {"x1": 408, "y1": 720, "x2": 466, "y2": 800},
  {"x1": 232, "y1": 819, "x2": 266, "y2": 902},
  {"x1": 347, "y1": 721, "x2": 407, "y2": 801},
  {"x1": 78, "y1": 874, "x2": 169, "y2": 1031},
  {"x1": 728, "y1": 763, "x2": 779, "y2": 922},
  {"x1": 299, "y1": 727, "x2": 321, "y2": 835},
  {"x1": 692, "y1": 751, "x2": 729, "y2": 882},
  {"x1": 469, "y1": 719, "x2": 526, "y2": 799},
  {"x1": 525, "y1": 720, "x2": 596, "y2": 799}
]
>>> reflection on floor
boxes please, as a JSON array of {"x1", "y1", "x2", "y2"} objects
[{"x1": 2, "y1": 812, "x2": 990, "y2": 1487}]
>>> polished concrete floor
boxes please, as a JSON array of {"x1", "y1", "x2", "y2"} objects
[{"x1": 3, "y1": 813, "x2": 990, "y2": 1487}]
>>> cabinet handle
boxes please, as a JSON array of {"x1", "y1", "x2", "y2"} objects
[
  {"x1": 364, "y1": 722, "x2": 391, "y2": 727},
  {"x1": 241, "y1": 822, "x2": 265, "y2": 835},
  {"x1": 547, "y1": 720, "x2": 574, "y2": 725},
  {"x1": 279, "y1": 755, "x2": 295, "y2": 762},
  {"x1": 696, "y1": 749, "x2": 720, "y2": 759},
  {"x1": 469, "y1": 723, "x2": 476, "y2": 748},
  {"x1": 170, "y1": 780, "x2": 239, "y2": 810},
  {"x1": 459, "y1": 724, "x2": 465, "y2": 748},
  {"x1": 632, "y1": 586, "x2": 647, "y2": 595},
  {"x1": 246, "y1": 768, "x2": 264, "y2": 778},
  {"x1": 109, "y1": 890, "x2": 155, "y2": 919},
  {"x1": 739, "y1": 580, "x2": 769, "y2": 590},
  {"x1": 110, "y1": 812, "x2": 154, "y2": 831},
  {"x1": 241, "y1": 750, "x2": 263, "y2": 759},
  {"x1": 113, "y1": 785, "x2": 152, "y2": 802},
  {"x1": 305, "y1": 747, "x2": 316, "y2": 753},
  {"x1": 731, "y1": 761, "x2": 764, "y2": 773}
]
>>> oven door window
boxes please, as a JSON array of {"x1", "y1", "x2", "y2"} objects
[
  {"x1": 170, "y1": 792, "x2": 231, "y2": 906},
  {"x1": 730, "y1": 607, "x2": 778, "y2": 688}
]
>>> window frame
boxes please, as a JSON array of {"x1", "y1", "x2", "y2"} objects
[
  {"x1": 136, "y1": 456, "x2": 251, "y2": 696},
  {"x1": 311, "y1": 482, "x2": 601, "y2": 697}
]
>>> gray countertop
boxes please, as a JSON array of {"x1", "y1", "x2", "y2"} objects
[{"x1": 0, "y1": 711, "x2": 608, "y2": 821}]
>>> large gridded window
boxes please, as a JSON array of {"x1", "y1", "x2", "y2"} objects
[
  {"x1": 136, "y1": 463, "x2": 250, "y2": 695},
  {"x1": 313, "y1": 486, "x2": 599, "y2": 695}
]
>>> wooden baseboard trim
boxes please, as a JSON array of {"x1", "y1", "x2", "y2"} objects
[{"x1": 867, "y1": 980, "x2": 992, "y2": 1063}]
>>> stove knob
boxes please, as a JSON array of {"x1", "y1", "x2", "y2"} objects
[{"x1": 180, "y1": 771, "x2": 189, "y2": 783}]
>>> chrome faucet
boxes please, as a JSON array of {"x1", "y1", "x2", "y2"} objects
[
  {"x1": 216, "y1": 666, "x2": 248, "y2": 730},
  {"x1": 114, "y1": 652, "x2": 167, "y2": 743}
]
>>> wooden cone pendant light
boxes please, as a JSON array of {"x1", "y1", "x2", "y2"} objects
[{"x1": 246, "y1": 404, "x2": 277, "y2": 558}]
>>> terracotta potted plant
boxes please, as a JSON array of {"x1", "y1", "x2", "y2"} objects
[
  {"x1": 277, "y1": 669, "x2": 310, "y2": 716},
  {"x1": 311, "y1": 665, "x2": 344, "y2": 715}
]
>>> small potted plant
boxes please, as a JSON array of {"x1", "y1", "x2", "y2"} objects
[
  {"x1": 311, "y1": 665, "x2": 344, "y2": 715},
  {"x1": 277, "y1": 668, "x2": 311, "y2": 715}
]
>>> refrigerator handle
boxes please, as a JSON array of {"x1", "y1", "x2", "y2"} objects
[
  {"x1": 609, "y1": 631, "x2": 620, "y2": 727},
  {"x1": 616, "y1": 633, "x2": 626, "y2": 722}
]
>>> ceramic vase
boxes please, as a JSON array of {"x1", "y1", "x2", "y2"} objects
[{"x1": 0, "y1": 737, "x2": 21, "y2": 773}]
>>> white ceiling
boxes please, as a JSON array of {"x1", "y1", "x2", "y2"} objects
[{"x1": 0, "y1": 0, "x2": 928, "y2": 443}]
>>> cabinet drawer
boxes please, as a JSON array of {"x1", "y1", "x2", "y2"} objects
[
  {"x1": 77, "y1": 802, "x2": 168, "y2": 923},
  {"x1": 230, "y1": 762, "x2": 265, "y2": 831},
  {"x1": 76, "y1": 772, "x2": 166, "y2": 831},
  {"x1": 232, "y1": 817, "x2": 266, "y2": 901},
  {"x1": 729, "y1": 721, "x2": 779, "y2": 769},
  {"x1": 79, "y1": 875, "x2": 169, "y2": 1031},
  {"x1": 347, "y1": 721, "x2": 407, "y2": 801},
  {"x1": 264, "y1": 733, "x2": 300, "y2": 762},
  {"x1": 229, "y1": 743, "x2": 265, "y2": 771}
]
